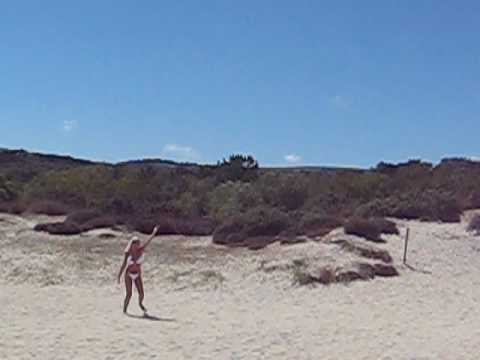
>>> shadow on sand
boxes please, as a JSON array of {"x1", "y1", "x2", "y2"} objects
[
  {"x1": 405, "y1": 263, "x2": 432, "y2": 275},
  {"x1": 126, "y1": 313, "x2": 176, "y2": 322}
]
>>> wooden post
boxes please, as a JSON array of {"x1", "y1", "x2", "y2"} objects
[{"x1": 403, "y1": 227, "x2": 410, "y2": 264}]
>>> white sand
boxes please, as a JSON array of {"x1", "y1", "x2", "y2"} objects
[{"x1": 1, "y1": 212, "x2": 480, "y2": 359}]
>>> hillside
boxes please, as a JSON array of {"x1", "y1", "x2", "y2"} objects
[{"x1": 1, "y1": 148, "x2": 480, "y2": 248}]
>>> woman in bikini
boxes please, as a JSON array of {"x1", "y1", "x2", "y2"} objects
[{"x1": 118, "y1": 225, "x2": 159, "y2": 314}]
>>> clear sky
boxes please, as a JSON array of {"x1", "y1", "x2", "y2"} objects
[{"x1": 1, "y1": 1, "x2": 479, "y2": 167}]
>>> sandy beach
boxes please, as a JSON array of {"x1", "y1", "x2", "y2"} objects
[{"x1": 1, "y1": 212, "x2": 480, "y2": 360}]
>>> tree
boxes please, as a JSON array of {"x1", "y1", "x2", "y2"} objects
[
  {"x1": 217, "y1": 154, "x2": 259, "y2": 182},
  {"x1": 0, "y1": 175, "x2": 15, "y2": 201}
]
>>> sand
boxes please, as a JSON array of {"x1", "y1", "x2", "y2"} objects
[{"x1": 1, "y1": 212, "x2": 480, "y2": 359}]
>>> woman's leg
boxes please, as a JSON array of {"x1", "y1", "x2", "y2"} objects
[
  {"x1": 123, "y1": 273, "x2": 133, "y2": 313},
  {"x1": 134, "y1": 275, "x2": 146, "y2": 312}
]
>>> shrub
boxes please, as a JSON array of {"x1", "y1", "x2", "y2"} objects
[
  {"x1": 212, "y1": 206, "x2": 291, "y2": 247},
  {"x1": 34, "y1": 221, "x2": 82, "y2": 235},
  {"x1": 212, "y1": 221, "x2": 245, "y2": 245},
  {"x1": 277, "y1": 181, "x2": 308, "y2": 211},
  {"x1": 129, "y1": 217, "x2": 177, "y2": 235},
  {"x1": 371, "y1": 217, "x2": 399, "y2": 235},
  {"x1": 66, "y1": 210, "x2": 102, "y2": 225},
  {"x1": 434, "y1": 196, "x2": 462, "y2": 222},
  {"x1": 293, "y1": 268, "x2": 323, "y2": 286},
  {"x1": 80, "y1": 215, "x2": 119, "y2": 231},
  {"x1": 297, "y1": 212, "x2": 343, "y2": 238},
  {"x1": 314, "y1": 267, "x2": 338, "y2": 285},
  {"x1": 175, "y1": 217, "x2": 216, "y2": 236},
  {"x1": 0, "y1": 202, "x2": 12, "y2": 213},
  {"x1": 216, "y1": 154, "x2": 259, "y2": 182},
  {"x1": 467, "y1": 191, "x2": 480, "y2": 209},
  {"x1": 0, "y1": 175, "x2": 16, "y2": 202},
  {"x1": 373, "y1": 263, "x2": 399, "y2": 277},
  {"x1": 389, "y1": 191, "x2": 462, "y2": 223},
  {"x1": 171, "y1": 192, "x2": 202, "y2": 217},
  {"x1": 245, "y1": 236, "x2": 278, "y2": 251},
  {"x1": 336, "y1": 263, "x2": 375, "y2": 283},
  {"x1": 241, "y1": 207, "x2": 291, "y2": 237},
  {"x1": 207, "y1": 181, "x2": 263, "y2": 223},
  {"x1": 293, "y1": 262, "x2": 396, "y2": 286},
  {"x1": 10, "y1": 200, "x2": 28, "y2": 215},
  {"x1": 467, "y1": 214, "x2": 480, "y2": 235},
  {"x1": 354, "y1": 199, "x2": 390, "y2": 218},
  {"x1": 344, "y1": 218, "x2": 383, "y2": 242},
  {"x1": 26, "y1": 200, "x2": 71, "y2": 216},
  {"x1": 102, "y1": 198, "x2": 134, "y2": 215},
  {"x1": 128, "y1": 215, "x2": 215, "y2": 236},
  {"x1": 334, "y1": 239, "x2": 393, "y2": 263}
]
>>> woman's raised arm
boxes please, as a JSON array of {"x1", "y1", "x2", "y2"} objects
[{"x1": 142, "y1": 225, "x2": 160, "y2": 249}]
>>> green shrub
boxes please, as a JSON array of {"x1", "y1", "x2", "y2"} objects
[
  {"x1": 354, "y1": 199, "x2": 390, "y2": 218},
  {"x1": 371, "y1": 217, "x2": 399, "y2": 235},
  {"x1": 344, "y1": 218, "x2": 383, "y2": 242},
  {"x1": 66, "y1": 210, "x2": 102, "y2": 225},
  {"x1": 213, "y1": 206, "x2": 291, "y2": 247},
  {"x1": 216, "y1": 154, "x2": 259, "y2": 182},
  {"x1": 25, "y1": 200, "x2": 71, "y2": 216},
  {"x1": 34, "y1": 221, "x2": 83, "y2": 235},
  {"x1": 390, "y1": 191, "x2": 461, "y2": 222},
  {"x1": 296, "y1": 212, "x2": 343, "y2": 237},
  {"x1": 207, "y1": 181, "x2": 263, "y2": 222},
  {"x1": 467, "y1": 214, "x2": 480, "y2": 235},
  {"x1": 0, "y1": 176, "x2": 16, "y2": 202}
]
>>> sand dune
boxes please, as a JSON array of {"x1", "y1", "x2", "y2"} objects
[{"x1": 1, "y1": 212, "x2": 480, "y2": 359}]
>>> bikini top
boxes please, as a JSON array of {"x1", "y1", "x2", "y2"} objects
[{"x1": 127, "y1": 246, "x2": 145, "y2": 268}]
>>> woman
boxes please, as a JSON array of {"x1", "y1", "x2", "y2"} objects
[{"x1": 118, "y1": 225, "x2": 159, "y2": 314}]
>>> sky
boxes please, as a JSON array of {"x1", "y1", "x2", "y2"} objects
[{"x1": 1, "y1": 1, "x2": 479, "y2": 168}]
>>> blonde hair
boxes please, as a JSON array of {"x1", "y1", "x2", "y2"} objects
[{"x1": 124, "y1": 236, "x2": 140, "y2": 253}]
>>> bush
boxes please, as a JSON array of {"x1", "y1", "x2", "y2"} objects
[
  {"x1": 10, "y1": 200, "x2": 28, "y2": 215},
  {"x1": 245, "y1": 236, "x2": 278, "y2": 251},
  {"x1": 175, "y1": 217, "x2": 216, "y2": 236},
  {"x1": 216, "y1": 154, "x2": 259, "y2": 182},
  {"x1": 212, "y1": 221, "x2": 245, "y2": 245},
  {"x1": 242, "y1": 207, "x2": 291, "y2": 237},
  {"x1": 66, "y1": 210, "x2": 102, "y2": 225},
  {"x1": 297, "y1": 212, "x2": 343, "y2": 238},
  {"x1": 129, "y1": 216, "x2": 177, "y2": 235},
  {"x1": 293, "y1": 268, "x2": 326, "y2": 286},
  {"x1": 0, "y1": 202, "x2": 12, "y2": 213},
  {"x1": 467, "y1": 191, "x2": 480, "y2": 209},
  {"x1": 213, "y1": 206, "x2": 291, "y2": 248},
  {"x1": 467, "y1": 214, "x2": 480, "y2": 235},
  {"x1": 80, "y1": 215, "x2": 120, "y2": 231},
  {"x1": 354, "y1": 199, "x2": 390, "y2": 218},
  {"x1": 293, "y1": 262, "x2": 397, "y2": 286},
  {"x1": 389, "y1": 191, "x2": 462, "y2": 223},
  {"x1": 26, "y1": 200, "x2": 71, "y2": 216},
  {"x1": 34, "y1": 221, "x2": 82, "y2": 235},
  {"x1": 373, "y1": 263, "x2": 399, "y2": 277},
  {"x1": 434, "y1": 196, "x2": 462, "y2": 222},
  {"x1": 336, "y1": 263, "x2": 375, "y2": 283},
  {"x1": 0, "y1": 175, "x2": 16, "y2": 202},
  {"x1": 344, "y1": 218, "x2": 383, "y2": 242},
  {"x1": 371, "y1": 217, "x2": 399, "y2": 235},
  {"x1": 207, "y1": 181, "x2": 263, "y2": 223},
  {"x1": 128, "y1": 215, "x2": 215, "y2": 236},
  {"x1": 334, "y1": 239, "x2": 393, "y2": 263}
]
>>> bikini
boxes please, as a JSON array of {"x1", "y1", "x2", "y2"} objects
[{"x1": 126, "y1": 245, "x2": 144, "y2": 281}]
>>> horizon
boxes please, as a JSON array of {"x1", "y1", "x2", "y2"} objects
[
  {"x1": 2, "y1": 145, "x2": 478, "y2": 171},
  {"x1": 1, "y1": 1, "x2": 480, "y2": 167}
]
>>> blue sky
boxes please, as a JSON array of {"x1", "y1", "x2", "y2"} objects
[{"x1": 1, "y1": 1, "x2": 479, "y2": 167}]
